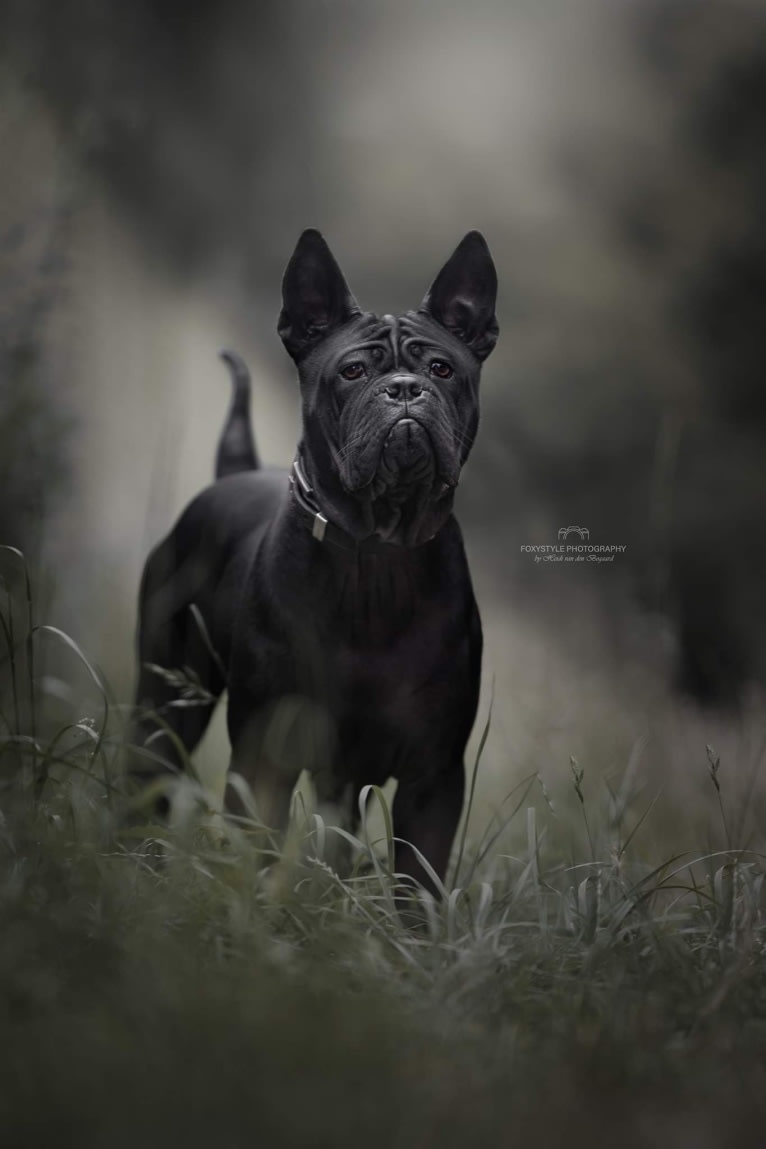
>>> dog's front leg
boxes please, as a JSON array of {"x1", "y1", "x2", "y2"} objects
[
  {"x1": 226, "y1": 701, "x2": 298, "y2": 835},
  {"x1": 392, "y1": 763, "x2": 465, "y2": 900},
  {"x1": 230, "y1": 744, "x2": 296, "y2": 834},
  {"x1": 227, "y1": 687, "x2": 337, "y2": 835}
]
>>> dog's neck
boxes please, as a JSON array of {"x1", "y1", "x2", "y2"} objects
[
  {"x1": 300, "y1": 438, "x2": 380, "y2": 542},
  {"x1": 296, "y1": 437, "x2": 453, "y2": 549},
  {"x1": 281, "y1": 442, "x2": 449, "y2": 644},
  {"x1": 290, "y1": 449, "x2": 382, "y2": 553}
]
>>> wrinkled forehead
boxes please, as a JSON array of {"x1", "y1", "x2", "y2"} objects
[{"x1": 307, "y1": 311, "x2": 479, "y2": 372}]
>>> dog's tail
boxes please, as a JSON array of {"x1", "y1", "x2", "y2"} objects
[{"x1": 215, "y1": 349, "x2": 260, "y2": 479}]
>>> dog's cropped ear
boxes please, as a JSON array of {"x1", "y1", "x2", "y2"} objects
[
  {"x1": 278, "y1": 229, "x2": 361, "y2": 361},
  {"x1": 418, "y1": 231, "x2": 499, "y2": 362}
]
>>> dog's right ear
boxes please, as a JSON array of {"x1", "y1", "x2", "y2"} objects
[{"x1": 278, "y1": 229, "x2": 361, "y2": 362}]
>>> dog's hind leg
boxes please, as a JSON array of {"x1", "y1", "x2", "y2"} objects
[
  {"x1": 127, "y1": 541, "x2": 227, "y2": 808},
  {"x1": 131, "y1": 610, "x2": 226, "y2": 776},
  {"x1": 214, "y1": 350, "x2": 259, "y2": 479}
]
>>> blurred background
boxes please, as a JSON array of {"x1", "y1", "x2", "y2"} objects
[{"x1": 2, "y1": 0, "x2": 766, "y2": 833}]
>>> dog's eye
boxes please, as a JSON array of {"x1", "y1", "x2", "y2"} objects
[
  {"x1": 340, "y1": 362, "x2": 365, "y2": 381},
  {"x1": 430, "y1": 360, "x2": 453, "y2": 379}
]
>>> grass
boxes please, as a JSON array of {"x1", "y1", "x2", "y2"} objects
[{"x1": 3, "y1": 550, "x2": 766, "y2": 1147}]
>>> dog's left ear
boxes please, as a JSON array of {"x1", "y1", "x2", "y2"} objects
[
  {"x1": 278, "y1": 229, "x2": 362, "y2": 362},
  {"x1": 418, "y1": 231, "x2": 499, "y2": 361}
]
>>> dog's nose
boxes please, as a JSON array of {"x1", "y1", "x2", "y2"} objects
[{"x1": 384, "y1": 374, "x2": 423, "y2": 401}]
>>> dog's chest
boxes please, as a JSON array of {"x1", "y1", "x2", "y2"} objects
[
  {"x1": 328, "y1": 596, "x2": 469, "y2": 715},
  {"x1": 322, "y1": 551, "x2": 426, "y2": 642}
]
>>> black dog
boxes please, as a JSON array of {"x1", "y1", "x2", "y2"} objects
[{"x1": 130, "y1": 229, "x2": 498, "y2": 894}]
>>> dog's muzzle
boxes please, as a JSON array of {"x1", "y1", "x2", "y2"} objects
[{"x1": 370, "y1": 418, "x2": 435, "y2": 498}]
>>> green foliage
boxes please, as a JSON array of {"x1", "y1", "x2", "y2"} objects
[{"x1": 2, "y1": 555, "x2": 766, "y2": 1146}]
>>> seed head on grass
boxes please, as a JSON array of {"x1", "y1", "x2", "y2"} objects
[
  {"x1": 570, "y1": 755, "x2": 595, "y2": 860},
  {"x1": 706, "y1": 743, "x2": 732, "y2": 852},
  {"x1": 707, "y1": 744, "x2": 721, "y2": 793}
]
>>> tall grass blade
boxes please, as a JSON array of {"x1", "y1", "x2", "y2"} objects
[{"x1": 453, "y1": 676, "x2": 494, "y2": 890}]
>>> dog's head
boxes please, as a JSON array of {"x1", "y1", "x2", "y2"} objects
[{"x1": 278, "y1": 229, "x2": 498, "y2": 547}]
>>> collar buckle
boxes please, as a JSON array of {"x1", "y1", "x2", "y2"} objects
[{"x1": 311, "y1": 511, "x2": 328, "y2": 542}]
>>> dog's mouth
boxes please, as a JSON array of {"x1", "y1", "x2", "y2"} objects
[
  {"x1": 340, "y1": 417, "x2": 456, "y2": 545},
  {"x1": 340, "y1": 414, "x2": 459, "y2": 491},
  {"x1": 370, "y1": 418, "x2": 434, "y2": 494}
]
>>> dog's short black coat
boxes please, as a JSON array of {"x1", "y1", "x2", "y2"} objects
[{"x1": 130, "y1": 229, "x2": 499, "y2": 894}]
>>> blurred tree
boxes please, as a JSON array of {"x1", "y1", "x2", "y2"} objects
[
  {"x1": 468, "y1": 2, "x2": 766, "y2": 706},
  {"x1": 1, "y1": 0, "x2": 323, "y2": 285},
  {"x1": 0, "y1": 71, "x2": 73, "y2": 561},
  {"x1": 0, "y1": 0, "x2": 322, "y2": 561},
  {"x1": 633, "y1": 3, "x2": 766, "y2": 703}
]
